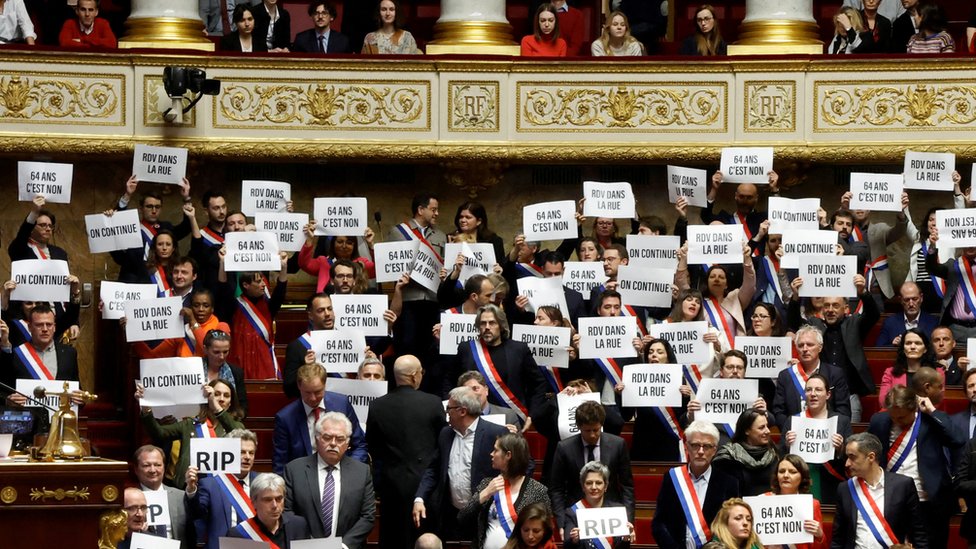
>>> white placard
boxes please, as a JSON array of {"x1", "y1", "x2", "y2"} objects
[
  {"x1": 138, "y1": 357, "x2": 207, "y2": 418},
  {"x1": 562, "y1": 262, "x2": 607, "y2": 296},
  {"x1": 125, "y1": 296, "x2": 185, "y2": 342},
  {"x1": 309, "y1": 330, "x2": 367, "y2": 373},
  {"x1": 223, "y1": 232, "x2": 280, "y2": 272},
  {"x1": 85, "y1": 209, "x2": 142, "y2": 253},
  {"x1": 374, "y1": 241, "x2": 418, "y2": 283},
  {"x1": 314, "y1": 197, "x2": 368, "y2": 236},
  {"x1": 131, "y1": 532, "x2": 181, "y2": 549},
  {"x1": 621, "y1": 364, "x2": 683, "y2": 407},
  {"x1": 292, "y1": 538, "x2": 343, "y2": 549},
  {"x1": 968, "y1": 338, "x2": 976, "y2": 364},
  {"x1": 332, "y1": 294, "x2": 389, "y2": 337},
  {"x1": 903, "y1": 150, "x2": 954, "y2": 191},
  {"x1": 848, "y1": 173, "x2": 903, "y2": 213},
  {"x1": 649, "y1": 321, "x2": 709, "y2": 364},
  {"x1": 513, "y1": 324, "x2": 571, "y2": 368},
  {"x1": 17, "y1": 379, "x2": 79, "y2": 420},
  {"x1": 734, "y1": 336, "x2": 793, "y2": 379},
  {"x1": 439, "y1": 312, "x2": 478, "y2": 355},
  {"x1": 743, "y1": 494, "x2": 814, "y2": 546},
  {"x1": 720, "y1": 147, "x2": 774, "y2": 184},
  {"x1": 687, "y1": 225, "x2": 745, "y2": 265},
  {"x1": 10, "y1": 259, "x2": 70, "y2": 302},
  {"x1": 798, "y1": 256, "x2": 857, "y2": 298},
  {"x1": 325, "y1": 377, "x2": 388, "y2": 431},
  {"x1": 241, "y1": 180, "x2": 291, "y2": 216},
  {"x1": 576, "y1": 506, "x2": 631, "y2": 540},
  {"x1": 789, "y1": 415, "x2": 839, "y2": 464},
  {"x1": 100, "y1": 282, "x2": 158, "y2": 320},
  {"x1": 254, "y1": 212, "x2": 308, "y2": 253},
  {"x1": 409, "y1": 242, "x2": 444, "y2": 293},
  {"x1": 444, "y1": 242, "x2": 496, "y2": 284},
  {"x1": 695, "y1": 378, "x2": 759, "y2": 424},
  {"x1": 626, "y1": 235, "x2": 680, "y2": 269},
  {"x1": 517, "y1": 276, "x2": 569, "y2": 318},
  {"x1": 556, "y1": 391, "x2": 601, "y2": 440},
  {"x1": 780, "y1": 230, "x2": 837, "y2": 270},
  {"x1": 578, "y1": 317, "x2": 638, "y2": 359},
  {"x1": 522, "y1": 200, "x2": 578, "y2": 241},
  {"x1": 190, "y1": 437, "x2": 241, "y2": 474},
  {"x1": 132, "y1": 144, "x2": 188, "y2": 185},
  {"x1": 667, "y1": 165, "x2": 708, "y2": 208},
  {"x1": 18, "y1": 161, "x2": 73, "y2": 203},
  {"x1": 143, "y1": 489, "x2": 172, "y2": 527},
  {"x1": 481, "y1": 414, "x2": 507, "y2": 427},
  {"x1": 971, "y1": 164, "x2": 976, "y2": 202},
  {"x1": 582, "y1": 181, "x2": 635, "y2": 219},
  {"x1": 767, "y1": 197, "x2": 820, "y2": 233},
  {"x1": 616, "y1": 265, "x2": 673, "y2": 308},
  {"x1": 936, "y1": 209, "x2": 976, "y2": 248}
]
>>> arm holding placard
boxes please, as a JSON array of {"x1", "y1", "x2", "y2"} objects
[
  {"x1": 736, "y1": 241, "x2": 757, "y2": 310},
  {"x1": 267, "y1": 252, "x2": 290, "y2": 317},
  {"x1": 852, "y1": 274, "x2": 881, "y2": 342},
  {"x1": 882, "y1": 192, "x2": 910, "y2": 246},
  {"x1": 674, "y1": 242, "x2": 690, "y2": 290},
  {"x1": 701, "y1": 171, "x2": 723, "y2": 223},
  {"x1": 7, "y1": 196, "x2": 45, "y2": 260},
  {"x1": 116, "y1": 175, "x2": 138, "y2": 210}
]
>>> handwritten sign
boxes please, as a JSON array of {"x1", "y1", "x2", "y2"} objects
[
  {"x1": 100, "y1": 281, "x2": 157, "y2": 320},
  {"x1": 576, "y1": 506, "x2": 631, "y2": 540},
  {"x1": 224, "y1": 232, "x2": 280, "y2": 272},
  {"x1": 332, "y1": 294, "x2": 389, "y2": 337},
  {"x1": 17, "y1": 379, "x2": 79, "y2": 420},
  {"x1": 523, "y1": 200, "x2": 577, "y2": 241},
  {"x1": 254, "y1": 212, "x2": 307, "y2": 253},
  {"x1": 720, "y1": 147, "x2": 774, "y2": 184},
  {"x1": 241, "y1": 180, "x2": 290, "y2": 216},
  {"x1": 621, "y1": 364, "x2": 683, "y2": 407},
  {"x1": 190, "y1": 437, "x2": 241, "y2": 474},
  {"x1": 903, "y1": 150, "x2": 954, "y2": 191},
  {"x1": 626, "y1": 235, "x2": 679, "y2": 269},
  {"x1": 439, "y1": 312, "x2": 478, "y2": 355},
  {"x1": 849, "y1": 173, "x2": 903, "y2": 213},
  {"x1": 143, "y1": 490, "x2": 171, "y2": 527},
  {"x1": 556, "y1": 391, "x2": 601, "y2": 440},
  {"x1": 936, "y1": 208, "x2": 976, "y2": 248},
  {"x1": 616, "y1": 265, "x2": 673, "y2": 308},
  {"x1": 735, "y1": 336, "x2": 793, "y2": 379},
  {"x1": 84, "y1": 209, "x2": 142, "y2": 253},
  {"x1": 667, "y1": 165, "x2": 707, "y2": 208},
  {"x1": 767, "y1": 197, "x2": 820, "y2": 233},
  {"x1": 798, "y1": 255, "x2": 857, "y2": 298},
  {"x1": 325, "y1": 377, "x2": 388, "y2": 431},
  {"x1": 687, "y1": 225, "x2": 745, "y2": 265},
  {"x1": 138, "y1": 357, "x2": 207, "y2": 418},
  {"x1": 695, "y1": 378, "x2": 759, "y2": 424},
  {"x1": 18, "y1": 161, "x2": 73, "y2": 203},
  {"x1": 374, "y1": 241, "x2": 418, "y2": 283},
  {"x1": 444, "y1": 242, "x2": 496, "y2": 284},
  {"x1": 314, "y1": 197, "x2": 367, "y2": 236},
  {"x1": 780, "y1": 230, "x2": 837, "y2": 269},
  {"x1": 649, "y1": 321, "x2": 709, "y2": 364},
  {"x1": 309, "y1": 330, "x2": 367, "y2": 373},
  {"x1": 578, "y1": 317, "x2": 637, "y2": 360},
  {"x1": 517, "y1": 276, "x2": 569, "y2": 317},
  {"x1": 409, "y1": 242, "x2": 444, "y2": 293},
  {"x1": 562, "y1": 262, "x2": 607, "y2": 296},
  {"x1": 125, "y1": 296, "x2": 185, "y2": 342},
  {"x1": 790, "y1": 415, "x2": 838, "y2": 464},
  {"x1": 743, "y1": 494, "x2": 814, "y2": 546},
  {"x1": 513, "y1": 324, "x2": 571, "y2": 368},
  {"x1": 582, "y1": 181, "x2": 635, "y2": 218},
  {"x1": 132, "y1": 144, "x2": 187, "y2": 185},
  {"x1": 10, "y1": 259, "x2": 70, "y2": 302}
]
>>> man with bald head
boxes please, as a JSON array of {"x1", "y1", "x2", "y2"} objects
[
  {"x1": 366, "y1": 355, "x2": 446, "y2": 549},
  {"x1": 874, "y1": 281, "x2": 938, "y2": 346},
  {"x1": 702, "y1": 170, "x2": 780, "y2": 256}
]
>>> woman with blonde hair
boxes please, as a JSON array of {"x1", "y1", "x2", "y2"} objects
[
  {"x1": 679, "y1": 5, "x2": 726, "y2": 56},
  {"x1": 591, "y1": 11, "x2": 644, "y2": 57},
  {"x1": 827, "y1": 6, "x2": 870, "y2": 54},
  {"x1": 710, "y1": 498, "x2": 763, "y2": 549}
]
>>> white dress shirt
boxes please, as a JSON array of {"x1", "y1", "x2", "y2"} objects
[
  {"x1": 853, "y1": 473, "x2": 886, "y2": 549},
  {"x1": 303, "y1": 401, "x2": 326, "y2": 450},
  {"x1": 685, "y1": 466, "x2": 711, "y2": 549},
  {"x1": 448, "y1": 417, "x2": 479, "y2": 509},
  {"x1": 317, "y1": 454, "x2": 342, "y2": 538}
]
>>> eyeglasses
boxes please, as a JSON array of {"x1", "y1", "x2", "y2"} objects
[
  {"x1": 751, "y1": 314, "x2": 770, "y2": 320},
  {"x1": 697, "y1": 16, "x2": 714, "y2": 22},
  {"x1": 721, "y1": 364, "x2": 746, "y2": 372},
  {"x1": 35, "y1": 223, "x2": 53, "y2": 229},
  {"x1": 143, "y1": 204, "x2": 162, "y2": 210},
  {"x1": 124, "y1": 505, "x2": 149, "y2": 513},
  {"x1": 313, "y1": 10, "x2": 330, "y2": 17},
  {"x1": 445, "y1": 405, "x2": 462, "y2": 412},
  {"x1": 318, "y1": 434, "x2": 348, "y2": 444},
  {"x1": 688, "y1": 442, "x2": 716, "y2": 452}
]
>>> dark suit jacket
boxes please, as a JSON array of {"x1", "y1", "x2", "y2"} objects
[
  {"x1": 861, "y1": 12, "x2": 892, "y2": 53},
  {"x1": 226, "y1": 512, "x2": 310, "y2": 547},
  {"x1": 953, "y1": 437, "x2": 976, "y2": 540},
  {"x1": 549, "y1": 433, "x2": 635, "y2": 530},
  {"x1": 292, "y1": 28, "x2": 350, "y2": 53},
  {"x1": 772, "y1": 361, "x2": 851, "y2": 431},
  {"x1": 1, "y1": 341, "x2": 79, "y2": 389},
  {"x1": 283, "y1": 454, "x2": 376, "y2": 548},
  {"x1": 186, "y1": 471, "x2": 257, "y2": 548},
  {"x1": 8, "y1": 218, "x2": 68, "y2": 262},
  {"x1": 891, "y1": 12, "x2": 916, "y2": 53},
  {"x1": 651, "y1": 466, "x2": 739, "y2": 549},
  {"x1": 282, "y1": 337, "x2": 310, "y2": 399},
  {"x1": 799, "y1": 291, "x2": 880, "y2": 396},
  {"x1": 250, "y1": 4, "x2": 291, "y2": 50},
  {"x1": 219, "y1": 31, "x2": 269, "y2": 52},
  {"x1": 874, "y1": 312, "x2": 938, "y2": 346},
  {"x1": 451, "y1": 338, "x2": 546, "y2": 417},
  {"x1": 272, "y1": 393, "x2": 368, "y2": 474},
  {"x1": 831, "y1": 471, "x2": 927, "y2": 548},
  {"x1": 951, "y1": 409, "x2": 974, "y2": 469}
]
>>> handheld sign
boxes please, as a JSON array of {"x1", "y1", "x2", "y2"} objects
[
  {"x1": 309, "y1": 330, "x2": 367, "y2": 373},
  {"x1": 936, "y1": 208, "x2": 976, "y2": 248},
  {"x1": 848, "y1": 173, "x2": 903, "y2": 213},
  {"x1": 667, "y1": 165, "x2": 708, "y2": 208},
  {"x1": 10, "y1": 259, "x2": 71, "y2": 302},
  {"x1": 523, "y1": 200, "x2": 577, "y2": 241},
  {"x1": 241, "y1": 180, "x2": 291, "y2": 216},
  {"x1": 743, "y1": 494, "x2": 814, "y2": 546},
  {"x1": 687, "y1": 225, "x2": 745, "y2": 265},
  {"x1": 190, "y1": 437, "x2": 241, "y2": 474},
  {"x1": 224, "y1": 232, "x2": 281, "y2": 272},
  {"x1": 621, "y1": 364, "x2": 683, "y2": 407},
  {"x1": 626, "y1": 235, "x2": 679, "y2": 269},
  {"x1": 513, "y1": 324, "x2": 571, "y2": 368},
  {"x1": 143, "y1": 490, "x2": 172, "y2": 527},
  {"x1": 132, "y1": 144, "x2": 188, "y2": 185},
  {"x1": 790, "y1": 415, "x2": 839, "y2": 464},
  {"x1": 125, "y1": 296, "x2": 186, "y2": 342},
  {"x1": 798, "y1": 255, "x2": 857, "y2": 298},
  {"x1": 578, "y1": 317, "x2": 637, "y2": 360},
  {"x1": 556, "y1": 391, "x2": 601, "y2": 440},
  {"x1": 720, "y1": 147, "x2": 774, "y2": 184},
  {"x1": 695, "y1": 378, "x2": 759, "y2": 424},
  {"x1": 254, "y1": 212, "x2": 307, "y2": 253},
  {"x1": 734, "y1": 336, "x2": 793, "y2": 379},
  {"x1": 131, "y1": 532, "x2": 181, "y2": 549},
  {"x1": 577, "y1": 506, "x2": 631, "y2": 540},
  {"x1": 517, "y1": 276, "x2": 569, "y2": 317},
  {"x1": 101, "y1": 282, "x2": 157, "y2": 320},
  {"x1": 780, "y1": 230, "x2": 836, "y2": 270},
  {"x1": 649, "y1": 321, "x2": 709, "y2": 364},
  {"x1": 314, "y1": 197, "x2": 368, "y2": 236},
  {"x1": 17, "y1": 379, "x2": 79, "y2": 420},
  {"x1": 374, "y1": 241, "x2": 418, "y2": 283},
  {"x1": 325, "y1": 377, "x2": 388, "y2": 431},
  {"x1": 409, "y1": 242, "x2": 444, "y2": 293},
  {"x1": 444, "y1": 242, "x2": 496, "y2": 284},
  {"x1": 582, "y1": 181, "x2": 635, "y2": 218},
  {"x1": 85, "y1": 209, "x2": 142, "y2": 253},
  {"x1": 903, "y1": 150, "x2": 954, "y2": 191},
  {"x1": 439, "y1": 312, "x2": 478, "y2": 355},
  {"x1": 616, "y1": 265, "x2": 673, "y2": 308},
  {"x1": 968, "y1": 338, "x2": 976, "y2": 365},
  {"x1": 767, "y1": 197, "x2": 820, "y2": 233},
  {"x1": 138, "y1": 357, "x2": 207, "y2": 418},
  {"x1": 562, "y1": 262, "x2": 607, "y2": 296},
  {"x1": 18, "y1": 161, "x2": 73, "y2": 203},
  {"x1": 292, "y1": 538, "x2": 343, "y2": 549},
  {"x1": 332, "y1": 294, "x2": 389, "y2": 337}
]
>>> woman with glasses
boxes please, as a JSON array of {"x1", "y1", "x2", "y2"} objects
[
  {"x1": 679, "y1": 5, "x2": 726, "y2": 56},
  {"x1": 713, "y1": 407, "x2": 780, "y2": 497},
  {"x1": 744, "y1": 302, "x2": 782, "y2": 405}
]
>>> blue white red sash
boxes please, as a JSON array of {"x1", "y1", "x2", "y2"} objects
[
  {"x1": 515, "y1": 262, "x2": 545, "y2": 278},
  {"x1": 593, "y1": 357, "x2": 623, "y2": 387},
  {"x1": 570, "y1": 500, "x2": 613, "y2": 549},
  {"x1": 761, "y1": 256, "x2": 783, "y2": 301},
  {"x1": 396, "y1": 222, "x2": 443, "y2": 262},
  {"x1": 683, "y1": 364, "x2": 702, "y2": 394},
  {"x1": 702, "y1": 296, "x2": 735, "y2": 345},
  {"x1": 13, "y1": 319, "x2": 30, "y2": 342},
  {"x1": 621, "y1": 305, "x2": 647, "y2": 337},
  {"x1": 955, "y1": 257, "x2": 976, "y2": 314},
  {"x1": 651, "y1": 405, "x2": 687, "y2": 461},
  {"x1": 847, "y1": 478, "x2": 899, "y2": 548},
  {"x1": 733, "y1": 213, "x2": 760, "y2": 257},
  {"x1": 194, "y1": 418, "x2": 217, "y2": 439},
  {"x1": 886, "y1": 412, "x2": 920, "y2": 473},
  {"x1": 850, "y1": 225, "x2": 865, "y2": 243},
  {"x1": 27, "y1": 238, "x2": 48, "y2": 260},
  {"x1": 140, "y1": 221, "x2": 157, "y2": 261},
  {"x1": 200, "y1": 226, "x2": 224, "y2": 248},
  {"x1": 150, "y1": 266, "x2": 172, "y2": 297},
  {"x1": 669, "y1": 466, "x2": 710, "y2": 547},
  {"x1": 786, "y1": 364, "x2": 810, "y2": 405},
  {"x1": 471, "y1": 340, "x2": 528, "y2": 421},
  {"x1": 259, "y1": 273, "x2": 272, "y2": 300},
  {"x1": 445, "y1": 307, "x2": 461, "y2": 314},
  {"x1": 216, "y1": 473, "x2": 255, "y2": 523},
  {"x1": 539, "y1": 366, "x2": 564, "y2": 392},
  {"x1": 719, "y1": 423, "x2": 734, "y2": 439},
  {"x1": 237, "y1": 298, "x2": 272, "y2": 346},
  {"x1": 863, "y1": 255, "x2": 889, "y2": 290},
  {"x1": 921, "y1": 242, "x2": 946, "y2": 298},
  {"x1": 13, "y1": 343, "x2": 53, "y2": 380},
  {"x1": 297, "y1": 331, "x2": 312, "y2": 350},
  {"x1": 493, "y1": 479, "x2": 518, "y2": 538},
  {"x1": 235, "y1": 517, "x2": 281, "y2": 549},
  {"x1": 183, "y1": 324, "x2": 196, "y2": 355}
]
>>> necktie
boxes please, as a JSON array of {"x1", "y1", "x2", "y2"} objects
[
  {"x1": 586, "y1": 444, "x2": 596, "y2": 463},
  {"x1": 220, "y1": 0, "x2": 232, "y2": 35},
  {"x1": 312, "y1": 407, "x2": 321, "y2": 423},
  {"x1": 318, "y1": 34, "x2": 325, "y2": 53},
  {"x1": 321, "y1": 465, "x2": 336, "y2": 535}
]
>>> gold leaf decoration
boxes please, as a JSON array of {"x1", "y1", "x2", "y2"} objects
[
  {"x1": 29, "y1": 485, "x2": 90, "y2": 502},
  {"x1": 0, "y1": 75, "x2": 118, "y2": 121},
  {"x1": 819, "y1": 83, "x2": 976, "y2": 129}
]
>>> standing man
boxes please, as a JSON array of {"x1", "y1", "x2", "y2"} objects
[
  {"x1": 1, "y1": 303, "x2": 79, "y2": 402},
  {"x1": 511, "y1": 251, "x2": 585, "y2": 328},
  {"x1": 229, "y1": 473, "x2": 310, "y2": 547},
  {"x1": 283, "y1": 293, "x2": 334, "y2": 398},
  {"x1": 291, "y1": 2, "x2": 350, "y2": 53},
  {"x1": 58, "y1": 0, "x2": 117, "y2": 48},
  {"x1": 189, "y1": 189, "x2": 228, "y2": 293},
  {"x1": 702, "y1": 170, "x2": 780, "y2": 256},
  {"x1": 772, "y1": 325, "x2": 851, "y2": 431},
  {"x1": 367, "y1": 355, "x2": 445, "y2": 549},
  {"x1": 874, "y1": 281, "x2": 938, "y2": 346},
  {"x1": 925, "y1": 242, "x2": 976, "y2": 342},
  {"x1": 951, "y1": 368, "x2": 976, "y2": 468},
  {"x1": 133, "y1": 445, "x2": 190, "y2": 547},
  {"x1": 457, "y1": 371, "x2": 520, "y2": 431},
  {"x1": 840, "y1": 190, "x2": 909, "y2": 310}
]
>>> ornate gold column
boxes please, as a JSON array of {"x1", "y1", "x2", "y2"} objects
[
  {"x1": 426, "y1": 0, "x2": 520, "y2": 55},
  {"x1": 118, "y1": 0, "x2": 214, "y2": 52},
  {"x1": 728, "y1": 0, "x2": 821, "y2": 55}
]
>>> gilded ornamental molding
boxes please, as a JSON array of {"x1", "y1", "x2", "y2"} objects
[
  {"x1": 814, "y1": 80, "x2": 976, "y2": 132},
  {"x1": 0, "y1": 72, "x2": 124, "y2": 126}
]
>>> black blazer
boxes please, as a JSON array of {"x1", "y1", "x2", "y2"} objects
[
  {"x1": 891, "y1": 11, "x2": 916, "y2": 53},
  {"x1": 772, "y1": 361, "x2": 851, "y2": 431},
  {"x1": 831, "y1": 471, "x2": 927, "y2": 548},
  {"x1": 450, "y1": 338, "x2": 546, "y2": 417},
  {"x1": 8, "y1": 218, "x2": 68, "y2": 262},
  {"x1": 926, "y1": 252, "x2": 972, "y2": 326},
  {"x1": 861, "y1": 12, "x2": 892, "y2": 53},
  {"x1": 549, "y1": 433, "x2": 635, "y2": 530},
  {"x1": 950, "y1": 409, "x2": 974, "y2": 469},
  {"x1": 1, "y1": 341, "x2": 79, "y2": 389},
  {"x1": 250, "y1": 4, "x2": 291, "y2": 50},
  {"x1": 797, "y1": 291, "x2": 880, "y2": 396},
  {"x1": 220, "y1": 31, "x2": 269, "y2": 52},
  {"x1": 953, "y1": 437, "x2": 976, "y2": 540},
  {"x1": 283, "y1": 454, "x2": 376, "y2": 548},
  {"x1": 651, "y1": 466, "x2": 739, "y2": 549},
  {"x1": 292, "y1": 28, "x2": 351, "y2": 54}
]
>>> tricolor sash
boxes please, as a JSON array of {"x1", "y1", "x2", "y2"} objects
[
  {"x1": 515, "y1": 262, "x2": 545, "y2": 278},
  {"x1": 150, "y1": 266, "x2": 172, "y2": 297},
  {"x1": 396, "y1": 222, "x2": 443, "y2": 262},
  {"x1": 864, "y1": 255, "x2": 889, "y2": 290},
  {"x1": 683, "y1": 364, "x2": 702, "y2": 394},
  {"x1": 651, "y1": 405, "x2": 687, "y2": 461},
  {"x1": 13, "y1": 343, "x2": 53, "y2": 380},
  {"x1": 493, "y1": 480, "x2": 518, "y2": 538},
  {"x1": 669, "y1": 466, "x2": 710, "y2": 548},
  {"x1": 260, "y1": 273, "x2": 272, "y2": 300},
  {"x1": 297, "y1": 332, "x2": 312, "y2": 350},
  {"x1": 621, "y1": 305, "x2": 648, "y2": 337},
  {"x1": 27, "y1": 238, "x2": 49, "y2": 260},
  {"x1": 570, "y1": 500, "x2": 613, "y2": 549},
  {"x1": 886, "y1": 412, "x2": 920, "y2": 473},
  {"x1": 237, "y1": 298, "x2": 272, "y2": 346},
  {"x1": 216, "y1": 474, "x2": 255, "y2": 523},
  {"x1": 847, "y1": 478, "x2": 899, "y2": 548},
  {"x1": 786, "y1": 364, "x2": 810, "y2": 406},
  {"x1": 761, "y1": 256, "x2": 783, "y2": 302},
  {"x1": 921, "y1": 241, "x2": 946, "y2": 299},
  {"x1": 850, "y1": 225, "x2": 865, "y2": 243},
  {"x1": 200, "y1": 226, "x2": 224, "y2": 248},
  {"x1": 702, "y1": 296, "x2": 735, "y2": 345},
  {"x1": 446, "y1": 307, "x2": 461, "y2": 314},
  {"x1": 955, "y1": 257, "x2": 976, "y2": 314},
  {"x1": 593, "y1": 357, "x2": 623, "y2": 387},
  {"x1": 140, "y1": 221, "x2": 157, "y2": 261},
  {"x1": 183, "y1": 324, "x2": 197, "y2": 355},
  {"x1": 12, "y1": 319, "x2": 31, "y2": 342},
  {"x1": 235, "y1": 517, "x2": 282, "y2": 549},
  {"x1": 471, "y1": 340, "x2": 528, "y2": 421},
  {"x1": 539, "y1": 366, "x2": 564, "y2": 393},
  {"x1": 194, "y1": 418, "x2": 217, "y2": 439},
  {"x1": 733, "y1": 213, "x2": 760, "y2": 257}
]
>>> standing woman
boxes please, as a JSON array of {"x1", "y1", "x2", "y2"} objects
[
  {"x1": 709, "y1": 499, "x2": 764, "y2": 549},
  {"x1": 676, "y1": 241, "x2": 756, "y2": 349},
  {"x1": 450, "y1": 201, "x2": 506, "y2": 262},
  {"x1": 111, "y1": 228, "x2": 178, "y2": 294},
  {"x1": 299, "y1": 221, "x2": 375, "y2": 293},
  {"x1": 0, "y1": 0, "x2": 36, "y2": 45},
  {"x1": 362, "y1": 0, "x2": 421, "y2": 54},
  {"x1": 591, "y1": 11, "x2": 644, "y2": 57},
  {"x1": 763, "y1": 455, "x2": 825, "y2": 549},
  {"x1": 221, "y1": 4, "x2": 268, "y2": 52},
  {"x1": 563, "y1": 462, "x2": 635, "y2": 549},
  {"x1": 713, "y1": 408, "x2": 780, "y2": 497},
  {"x1": 679, "y1": 5, "x2": 726, "y2": 56},
  {"x1": 628, "y1": 338, "x2": 688, "y2": 462},
  {"x1": 521, "y1": 3, "x2": 567, "y2": 57}
]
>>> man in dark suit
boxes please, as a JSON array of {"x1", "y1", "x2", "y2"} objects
[
  {"x1": 832, "y1": 432, "x2": 927, "y2": 548},
  {"x1": 111, "y1": 176, "x2": 192, "y2": 280},
  {"x1": 932, "y1": 326, "x2": 968, "y2": 385},
  {"x1": 951, "y1": 368, "x2": 976, "y2": 468},
  {"x1": 186, "y1": 429, "x2": 259, "y2": 548},
  {"x1": 1, "y1": 303, "x2": 80, "y2": 402},
  {"x1": 458, "y1": 371, "x2": 520, "y2": 430},
  {"x1": 133, "y1": 445, "x2": 191, "y2": 548},
  {"x1": 772, "y1": 325, "x2": 851, "y2": 431},
  {"x1": 118, "y1": 487, "x2": 151, "y2": 549},
  {"x1": 284, "y1": 411, "x2": 375, "y2": 547},
  {"x1": 549, "y1": 401, "x2": 634, "y2": 531},
  {"x1": 366, "y1": 355, "x2": 445, "y2": 549},
  {"x1": 229, "y1": 473, "x2": 310, "y2": 546},
  {"x1": 283, "y1": 293, "x2": 334, "y2": 399},
  {"x1": 291, "y1": 2, "x2": 350, "y2": 54},
  {"x1": 890, "y1": 0, "x2": 920, "y2": 53},
  {"x1": 413, "y1": 386, "x2": 508, "y2": 541},
  {"x1": 272, "y1": 363, "x2": 367, "y2": 474},
  {"x1": 652, "y1": 421, "x2": 740, "y2": 548},
  {"x1": 873, "y1": 282, "x2": 938, "y2": 345},
  {"x1": 251, "y1": 0, "x2": 292, "y2": 51},
  {"x1": 702, "y1": 171, "x2": 781, "y2": 257},
  {"x1": 509, "y1": 252, "x2": 586, "y2": 329},
  {"x1": 925, "y1": 245, "x2": 976, "y2": 343}
]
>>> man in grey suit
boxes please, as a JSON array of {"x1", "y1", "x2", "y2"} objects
[
  {"x1": 284, "y1": 411, "x2": 375, "y2": 548},
  {"x1": 133, "y1": 445, "x2": 191, "y2": 548},
  {"x1": 458, "y1": 371, "x2": 521, "y2": 431}
]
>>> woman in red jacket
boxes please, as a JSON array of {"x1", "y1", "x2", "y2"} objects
[{"x1": 521, "y1": 3, "x2": 567, "y2": 57}]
